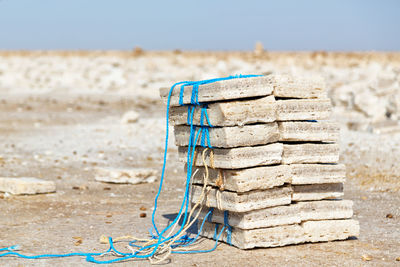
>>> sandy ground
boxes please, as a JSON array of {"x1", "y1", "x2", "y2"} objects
[{"x1": 1, "y1": 94, "x2": 399, "y2": 267}]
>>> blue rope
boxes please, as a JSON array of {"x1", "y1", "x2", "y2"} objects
[
  {"x1": 213, "y1": 224, "x2": 219, "y2": 241},
  {"x1": 0, "y1": 74, "x2": 262, "y2": 264},
  {"x1": 207, "y1": 208, "x2": 214, "y2": 222},
  {"x1": 224, "y1": 211, "x2": 232, "y2": 245}
]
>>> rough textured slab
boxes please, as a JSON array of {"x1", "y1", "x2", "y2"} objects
[
  {"x1": 301, "y1": 219, "x2": 359, "y2": 243},
  {"x1": 200, "y1": 219, "x2": 359, "y2": 249},
  {"x1": 201, "y1": 221, "x2": 304, "y2": 249},
  {"x1": 174, "y1": 123, "x2": 279, "y2": 148},
  {"x1": 191, "y1": 164, "x2": 345, "y2": 192},
  {"x1": 0, "y1": 177, "x2": 56, "y2": 195},
  {"x1": 191, "y1": 165, "x2": 290, "y2": 192},
  {"x1": 292, "y1": 183, "x2": 344, "y2": 201},
  {"x1": 278, "y1": 121, "x2": 339, "y2": 142},
  {"x1": 175, "y1": 121, "x2": 338, "y2": 148},
  {"x1": 198, "y1": 200, "x2": 353, "y2": 229},
  {"x1": 95, "y1": 167, "x2": 157, "y2": 184},
  {"x1": 276, "y1": 99, "x2": 332, "y2": 121},
  {"x1": 160, "y1": 76, "x2": 273, "y2": 106},
  {"x1": 169, "y1": 97, "x2": 332, "y2": 127},
  {"x1": 160, "y1": 75, "x2": 326, "y2": 106},
  {"x1": 298, "y1": 200, "x2": 353, "y2": 221},
  {"x1": 290, "y1": 164, "x2": 346, "y2": 185},
  {"x1": 169, "y1": 96, "x2": 276, "y2": 126},
  {"x1": 191, "y1": 185, "x2": 292, "y2": 212},
  {"x1": 271, "y1": 75, "x2": 326, "y2": 99},
  {"x1": 282, "y1": 143, "x2": 339, "y2": 164},
  {"x1": 178, "y1": 143, "x2": 283, "y2": 169}
]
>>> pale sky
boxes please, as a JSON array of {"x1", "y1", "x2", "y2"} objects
[{"x1": 0, "y1": 0, "x2": 399, "y2": 51}]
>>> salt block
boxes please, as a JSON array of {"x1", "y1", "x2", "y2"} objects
[
  {"x1": 190, "y1": 164, "x2": 345, "y2": 192},
  {"x1": 169, "y1": 97, "x2": 332, "y2": 127},
  {"x1": 270, "y1": 75, "x2": 326, "y2": 99},
  {"x1": 191, "y1": 165, "x2": 291, "y2": 192},
  {"x1": 200, "y1": 219, "x2": 359, "y2": 249},
  {"x1": 299, "y1": 200, "x2": 353, "y2": 221},
  {"x1": 302, "y1": 219, "x2": 360, "y2": 243},
  {"x1": 169, "y1": 96, "x2": 276, "y2": 127},
  {"x1": 191, "y1": 184, "x2": 292, "y2": 212},
  {"x1": 159, "y1": 76, "x2": 274, "y2": 106},
  {"x1": 278, "y1": 121, "x2": 339, "y2": 142},
  {"x1": 282, "y1": 143, "x2": 339, "y2": 164},
  {"x1": 275, "y1": 99, "x2": 332, "y2": 121},
  {"x1": 201, "y1": 221, "x2": 303, "y2": 249},
  {"x1": 292, "y1": 183, "x2": 344, "y2": 201},
  {"x1": 290, "y1": 164, "x2": 346, "y2": 185},
  {"x1": 0, "y1": 177, "x2": 56, "y2": 195},
  {"x1": 95, "y1": 167, "x2": 157, "y2": 184},
  {"x1": 174, "y1": 123, "x2": 279, "y2": 148},
  {"x1": 178, "y1": 143, "x2": 283, "y2": 169},
  {"x1": 198, "y1": 200, "x2": 353, "y2": 230}
]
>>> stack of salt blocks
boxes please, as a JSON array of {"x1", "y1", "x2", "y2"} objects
[{"x1": 160, "y1": 75, "x2": 359, "y2": 249}]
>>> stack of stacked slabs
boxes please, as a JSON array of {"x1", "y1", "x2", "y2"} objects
[{"x1": 160, "y1": 75, "x2": 359, "y2": 249}]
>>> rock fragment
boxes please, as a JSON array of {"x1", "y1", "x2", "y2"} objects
[
  {"x1": 95, "y1": 167, "x2": 157, "y2": 184},
  {"x1": 0, "y1": 177, "x2": 56, "y2": 195}
]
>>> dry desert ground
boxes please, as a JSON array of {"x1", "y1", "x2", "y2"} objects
[{"x1": 0, "y1": 51, "x2": 399, "y2": 266}]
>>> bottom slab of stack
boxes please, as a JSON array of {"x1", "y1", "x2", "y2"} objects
[{"x1": 200, "y1": 219, "x2": 359, "y2": 249}]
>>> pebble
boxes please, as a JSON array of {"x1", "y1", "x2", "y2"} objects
[
  {"x1": 361, "y1": 255, "x2": 373, "y2": 261},
  {"x1": 72, "y1": 236, "x2": 83, "y2": 246}
]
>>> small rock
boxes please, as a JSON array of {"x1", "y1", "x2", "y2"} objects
[
  {"x1": 72, "y1": 185, "x2": 88, "y2": 191},
  {"x1": 121, "y1": 110, "x2": 140, "y2": 124},
  {"x1": 386, "y1": 213, "x2": 393, "y2": 218},
  {"x1": 396, "y1": 257, "x2": 400, "y2": 261},
  {"x1": 140, "y1": 206, "x2": 147, "y2": 211},
  {"x1": 0, "y1": 177, "x2": 56, "y2": 195},
  {"x1": 100, "y1": 235, "x2": 108, "y2": 244},
  {"x1": 362, "y1": 254, "x2": 373, "y2": 261},
  {"x1": 140, "y1": 213, "x2": 146, "y2": 218},
  {"x1": 95, "y1": 167, "x2": 158, "y2": 185},
  {"x1": 72, "y1": 236, "x2": 83, "y2": 246}
]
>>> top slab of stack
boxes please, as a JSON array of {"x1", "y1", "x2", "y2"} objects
[{"x1": 159, "y1": 75, "x2": 326, "y2": 106}]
